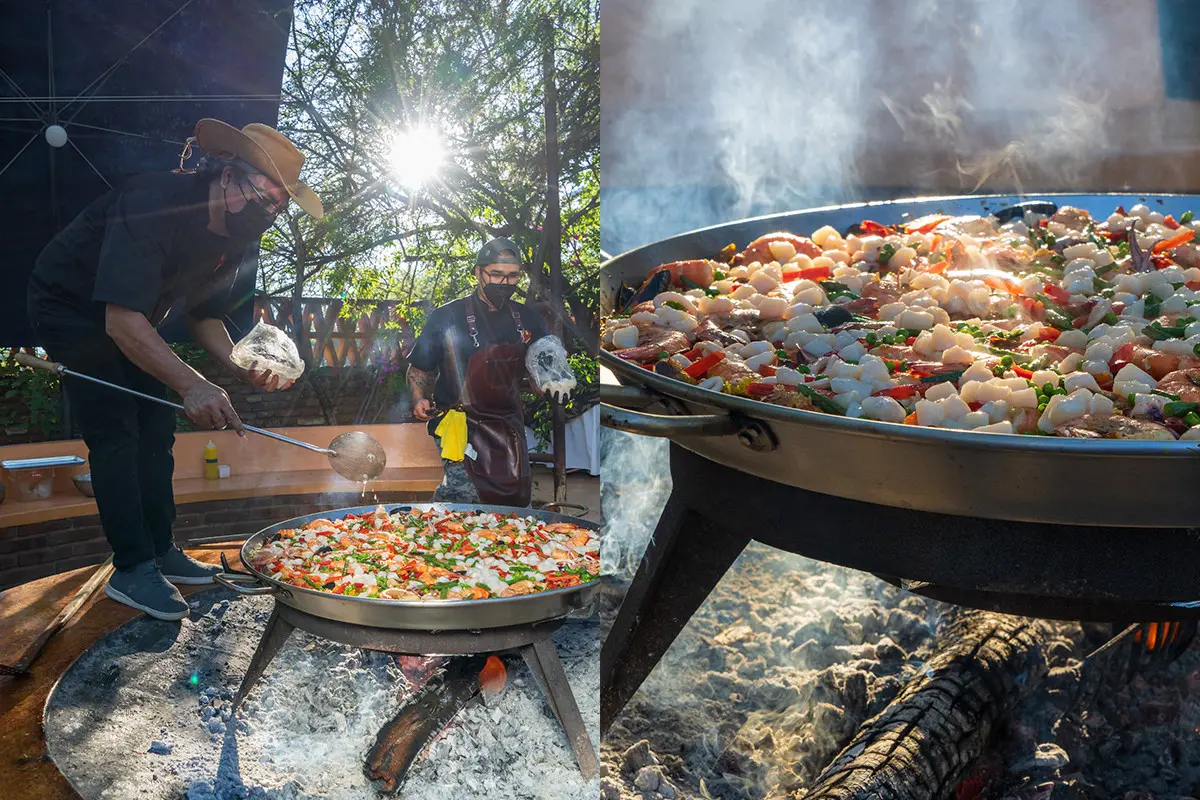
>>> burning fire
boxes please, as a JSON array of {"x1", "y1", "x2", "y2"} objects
[{"x1": 479, "y1": 655, "x2": 507, "y2": 699}]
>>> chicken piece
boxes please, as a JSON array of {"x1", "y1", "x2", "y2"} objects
[
  {"x1": 709, "y1": 358, "x2": 758, "y2": 383},
  {"x1": 380, "y1": 587, "x2": 422, "y2": 601},
  {"x1": 1053, "y1": 414, "x2": 1178, "y2": 440},
  {"x1": 611, "y1": 324, "x2": 691, "y2": 361},
  {"x1": 500, "y1": 580, "x2": 538, "y2": 597},
  {"x1": 1050, "y1": 206, "x2": 1093, "y2": 231},
  {"x1": 762, "y1": 387, "x2": 817, "y2": 411},
  {"x1": 1155, "y1": 369, "x2": 1200, "y2": 403}
]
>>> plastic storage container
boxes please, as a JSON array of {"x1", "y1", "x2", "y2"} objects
[{"x1": 2, "y1": 455, "x2": 86, "y2": 502}]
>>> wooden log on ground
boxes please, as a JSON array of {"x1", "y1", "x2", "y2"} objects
[{"x1": 801, "y1": 609, "x2": 1052, "y2": 800}]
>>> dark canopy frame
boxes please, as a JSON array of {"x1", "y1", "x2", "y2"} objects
[{"x1": 0, "y1": 0, "x2": 295, "y2": 346}]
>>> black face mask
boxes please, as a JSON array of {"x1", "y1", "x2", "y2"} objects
[
  {"x1": 223, "y1": 184, "x2": 276, "y2": 242},
  {"x1": 482, "y1": 283, "x2": 518, "y2": 306}
]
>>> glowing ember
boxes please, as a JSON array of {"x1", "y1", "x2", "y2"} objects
[{"x1": 479, "y1": 655, "x2": 507, "y2": 699}]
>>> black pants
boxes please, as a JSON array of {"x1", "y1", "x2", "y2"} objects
[{"x1": 28, "y1": 292, "x2": 177, "y2": 571}]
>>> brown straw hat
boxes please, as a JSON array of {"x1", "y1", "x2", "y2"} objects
[{"x1": 193, "y1": 119, "x2": 323, "y2": 219}]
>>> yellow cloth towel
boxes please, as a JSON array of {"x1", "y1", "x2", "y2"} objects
[{"x1": 434, "y1": 409, "x2": 468, "y2": 461}]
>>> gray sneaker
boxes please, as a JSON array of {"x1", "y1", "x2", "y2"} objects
[
  {"x1": 105, "y1": 561, "x2": 189, "y2": 621},
  {"x1": 159, "y1": 545, "x2": 223, "y2": 585}
]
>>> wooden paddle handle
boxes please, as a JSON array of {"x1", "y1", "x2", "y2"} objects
[{"x1": 14, "y1": 352, "x2": 64, "y2": 373}]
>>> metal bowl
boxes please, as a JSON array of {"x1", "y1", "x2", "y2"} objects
[
  {"x1": 600, "y1": 193, "x2": 1200, "y2": 528},
  {"x1": 72, "y1": 473, "x2": 94, "y2": 498}
]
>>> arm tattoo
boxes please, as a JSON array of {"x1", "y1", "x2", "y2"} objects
[{"x1": 407, "y1": 365, "x2": 438, "y2": 402}]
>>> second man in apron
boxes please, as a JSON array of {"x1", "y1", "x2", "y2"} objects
[{"x1": 406, "y1": 238, "x2": 576, "y2": 507}]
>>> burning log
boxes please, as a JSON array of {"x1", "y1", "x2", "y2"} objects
[
  {"x1": 801, "y1": 609, "x2": 1052, "y2": 800},
  {"x1": 365, "y1": 654, "x2": 507, "y2": 793}
]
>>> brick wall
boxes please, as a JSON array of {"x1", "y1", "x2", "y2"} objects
[
  {"x1": 0, "y1": 491, "x2": 423, "y2": 590},
  {"x1": 0, "y1": 362, "x2": 411, "y2": 446}
]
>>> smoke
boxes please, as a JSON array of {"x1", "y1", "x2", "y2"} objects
[
  {"x1": 599, "y1": 428, "x2": 671, "y2": 579},
  {"x1": 601, "y1": 0, "x2": 1166, "y2": 253}
]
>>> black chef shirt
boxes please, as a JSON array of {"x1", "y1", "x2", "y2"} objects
[
  {"x1": 29, "y1": 171, "x2": 247, "y2": 332},
  {"x1": 407, "y1": 295, "x2": 549, "y2": 431}
]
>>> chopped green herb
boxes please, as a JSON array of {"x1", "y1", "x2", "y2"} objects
[
  {"x1": 1151, "y1": 389, "x2": 1182, "y2": 401},
  {"x1": 796, "y1": 365, "x2": 811, "y2": 374},
  {"x1": 1164, "y1": 401, "x2": 1199, "y2": 418},
  {"x1": 1185, "y1": 411, "x2": 1200, "y2": 427},
  {"x1": 1183, "y1": 210, "x2": 1195, "y2": 224},
  {"x1": 1145, "y1": 298, "x2": 1162, "y2": 319},
  {"x1": 879, "y1": 243, "x2": 897, "y2": 264},
  {"x1": 920, "y1": 370, "x2": 967, "y2": 385},
  {"x1": 664, "y1": 300, "x2": 686, "y2": 311},
  {"x1": 713, "y1": 270, "x2": 727, "y2": 281},
  {"x1": 795, "y1": 384, "x2": 845, "y2": 415}
]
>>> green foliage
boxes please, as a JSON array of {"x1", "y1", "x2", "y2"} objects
[
  {"x1": 260, "y1": 0, "x2": 599, "y2": 352},
  {"x1": 522, "y1": 351, "x2": 597, "y2": 451},
  {"x1": 0, "y1": 350, "x2": 60, "y2": 437}
]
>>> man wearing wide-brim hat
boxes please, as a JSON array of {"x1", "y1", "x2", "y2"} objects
[{"x1": 26, "y1": 119, "x2": 322, "y2": 621}]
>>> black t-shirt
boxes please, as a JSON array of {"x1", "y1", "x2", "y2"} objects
[
  {"x1": 407, "y1": 294, "x2": 550, "y2": 422},
  {"x1": 29, "y1": 171, "x2": 248, "y2": 330}
]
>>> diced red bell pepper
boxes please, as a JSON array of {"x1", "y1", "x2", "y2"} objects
[
  {"x1": 1153, "y1": 228, "x2": 1195, "y2": 253},
  {"x1": 757, "y1": 363, "x2": 777, "y2": 377},
  {"x1": 1112, "y1": 302, "x2": 1126, "y2": 315},
  {"x1": 1036, "y1": 327, "x2": 1061, "y2": 342},
  {"x1": 1043, "y1": 284, "x2": 1071, "y2": 305},
  {"x1": 968, "y1": 402, "x2": 983, "y2": 412},
  {"x1": 682, "y1": 350, "x2": 726, "y2": 378},
  {"x1": 1116, "y1": 205, "x2": 1127, "y2": 215},
  {"x1": 796, "y1": 264, "x2": 832, "y2": 281},
  {"x1": 1012, "y1": 366, "x2": 1033, "y2": 379},
  {"x1": 1164, "y1": 214, "x2": 1180, "y2": 230},
  {"x1": 873, "y1": 384, "x2": 920, "y2": 400},
  {"x1": 1071, "y1": 315, "x2": 1089, "y2": 329},
  {"x1": 905, "y1": 214, "x2": 951, "y2": 235},
  {"x1": 682, "y1": 347, "x2": 704, "y2": 362},
  {"x1": 1188, "y1": 280, "x2": 1200, "y2": 290},
  {"x1": 904, "y1": 412, "x2": 919, "y2": 425},
  {"x1": 859, "y1": 220, "x2": 892, "y2": 236},
  {"x1": 747, "y1": 382, "x2": 775, "y2": 396},
  {"x1": 905, "y1": 336, "x2": 917, "y2": 346},
  {"x1": 1110, "y1": 342, "x2": 1135, "y2": 373}
]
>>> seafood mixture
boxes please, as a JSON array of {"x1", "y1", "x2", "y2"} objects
[
  {"x1": 603, "y1": 202, "x2": 1200, "y2": 439},
  {"x1": 250, "y1": 506, "x2": 600, "y2": 599}
]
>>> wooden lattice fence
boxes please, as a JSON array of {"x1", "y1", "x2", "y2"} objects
[{"x1": 254, "y1": 296, "x2": 416, "y2": 368}]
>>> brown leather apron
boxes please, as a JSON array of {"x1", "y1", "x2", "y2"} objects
[{"x1": 460, "y1": 295, "x2": 532, "y2": 507}]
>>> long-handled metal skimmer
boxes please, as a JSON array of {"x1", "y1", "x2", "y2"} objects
[{"x1": 16, "y1": 353, "x2": 387, "y2": 482}]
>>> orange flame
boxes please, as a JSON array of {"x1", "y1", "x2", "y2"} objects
[{"x1": 479, "y1": 655, "x2": 507, "y2": 697}]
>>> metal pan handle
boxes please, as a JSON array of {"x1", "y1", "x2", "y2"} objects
[
  {"x1": 214, "y1": 572, "x2": 280, "y2": 596},
  {"x1": 601, "y1": 403, "x2": 740, "y2": 437}
]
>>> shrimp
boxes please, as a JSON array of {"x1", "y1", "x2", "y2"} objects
[
  {"x1": 734, "y1": 233, "x2": 822, "y2": 266},
  {"x1": 643, "y1": 259, "x2": 717, "y2": 290},
  {"x1": 568, "y1": 531, "x2": 592, "y2": 548}
]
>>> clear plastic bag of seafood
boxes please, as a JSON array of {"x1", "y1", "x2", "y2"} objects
[
  {"x1": 230, "y1": 320, "x2": 305, "y2": 382},
  {"x1": 525, "y1": 335, "x2": 576, "y2": 402}
]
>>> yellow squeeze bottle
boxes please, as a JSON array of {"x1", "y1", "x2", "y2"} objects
[{"x1": 204, "y1": 440, "x2": 220, "y2": 480}]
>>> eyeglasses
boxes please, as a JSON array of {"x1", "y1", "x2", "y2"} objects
[
  {"x1": 482, "y1": 270, "x2": 521, "y2": 284},
  {"x1": 240, "y1": 178, "x2": 287, "y2": 215}
]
